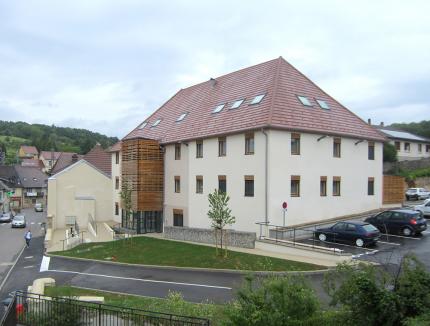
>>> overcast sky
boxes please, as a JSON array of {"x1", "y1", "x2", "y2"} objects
[{"x1": 0, "y1": 1, "x2": 429, "y2": 138}]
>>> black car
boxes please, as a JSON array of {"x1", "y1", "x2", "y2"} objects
[
  {"x1": 365, "y1": 209, "x2": 427, "y2": 237},
  {"x1": 315, "y1": 221, "x2": 380, "y2": 247}
]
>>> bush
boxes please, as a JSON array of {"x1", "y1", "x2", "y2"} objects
[
  {"x1": 223, "y1": 275, "x2": 320, "y2": 326},
  {"x1": 383, "y1": 142, "x2": 398, "y2": 162}
]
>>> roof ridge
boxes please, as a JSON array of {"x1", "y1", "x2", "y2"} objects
[
  {"x1": 180, "y1": 57, "x2": 279, "y2": 91},
  {"x1": 267, "y1": 56, "x2": 283, "y2": 125}
]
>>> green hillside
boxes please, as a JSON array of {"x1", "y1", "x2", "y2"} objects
[{"x1": 0, "y1": 120, "x2": 118, "y2": 165}]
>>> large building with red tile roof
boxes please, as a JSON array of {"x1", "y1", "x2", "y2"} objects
[
  {"x1": 120, "y1": 57, "x2": 386, "y2": 235},
  {"x1": 18, "y1": 145, "x2": 39, "y2": 159}
]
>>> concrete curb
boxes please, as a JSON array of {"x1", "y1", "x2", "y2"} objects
[{"x1": 46, "y1": 254, "x2": 332, "y2": 275}]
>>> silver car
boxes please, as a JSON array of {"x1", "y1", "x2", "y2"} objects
[
  {"x1": 0, "y1": 213, "x2": 12, "y2": 223},
  {"x1": 11, "y1": 215, "x2": 26, "y2": 228}
]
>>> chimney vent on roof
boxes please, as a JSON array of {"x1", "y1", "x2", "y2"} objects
[
  {"x1": 72, "y1": 154, "x2": 78, "y2": 162},
  {"x1": 367, "y1": 118, "x2": 371, "y2": 125},
  {"x1": 209, "y1": 78, "x2": 217, "y2": 87},
  {"x1": 380, "y1": 122, "x2": 384, "y2": 127}
]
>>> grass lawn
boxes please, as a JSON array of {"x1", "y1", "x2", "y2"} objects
[
  {"x1": 54, "y1": 236, "x2": 323, "y2": 271},
  {"x1": 45, "y1": 286, "x2": 224, "y2": 323}
]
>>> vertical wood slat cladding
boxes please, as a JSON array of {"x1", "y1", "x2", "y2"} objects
[
  {"x1": 383, "y1": 175, "x2": 405, "y2": 204},
  {"x1": 122, "y1": 139, "x2": 164, "y2": 211}
]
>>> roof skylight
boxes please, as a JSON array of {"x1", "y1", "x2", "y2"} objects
[
  {"x1": 316, "y1": 99, "x2": 330, "y2": 110},
  {"x1": 176, "y1": 112, "x2": 188, "y2": 122},
  {"x1": 152, "y1": 119, "x2": 162, "y2": 127},
  {"x1": 250, "y1": 94, "x2": 265, "y2": 105},
  {"x1": 231, "y1": 99, "x2": 245, "y2": 109},
  {"x1": 297, "y1": 96, "x2": 312, "y2": 107},
  {"x1": 138, "y1": 122, "x2": 147, "y2": 129},
  {"x1": 213, "y1": 104, "x2": 225, "y2": 113}
]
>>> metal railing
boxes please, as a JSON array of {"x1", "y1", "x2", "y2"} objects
[
  {"x1": 256, "y1": 221, "x2": 346, "y2": 255},
  {"x1": 1, "y1": 291, "x2": 210, "y2": 326},
  {"x1": 61, "y1": 231, "x2": 86, "y2": 251}
]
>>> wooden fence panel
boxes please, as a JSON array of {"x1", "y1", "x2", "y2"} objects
[{"x1": 383, "y1": 175, "x2": 405, "y2": 204}]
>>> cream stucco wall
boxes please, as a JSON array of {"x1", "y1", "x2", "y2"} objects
[
  {"x1": 111, "y1": 151, "x2": 122, "y2": 223},
  {"x1": 47, "y1": 161, "x2": 113, "y2": 230},
  {"x1": 164, "y1": 132, "x2": 265, "y2": 232},
  {"x1": 268, "y1": 130, "x2": 383, "y2": 227},
  {"x1": 389, "y1": 140, "x2": 430, "y2": 161},
  {"x1": 164, "y1": 130, "x2": 384, "y2": 233}
]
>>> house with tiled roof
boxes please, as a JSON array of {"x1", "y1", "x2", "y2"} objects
[
  {"x1": 372, "y1": 122, "x2": 430, "y2": 161},
  {"x1": 14, "y1": 165, "x2": 48, "y2": 208},
  {"x1": 120, "y1": 57, "x2": 386, "y2": 234},
  {"x1": 18, "y1": 145, "x2": 39, "y2": 160}
]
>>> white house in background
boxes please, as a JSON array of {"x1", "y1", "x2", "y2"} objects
[
  {"x1": 121, "y1": 57, "x2": 387, "y2": 234},
  {"x1": 374, "y1": 124, "x2": 430, "y2": 161},
  {"x1": 108, "y1": 142, "x2": 122, "y2": 224}
]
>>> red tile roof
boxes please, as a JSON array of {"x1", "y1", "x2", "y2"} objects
[
  {"x1": 124, "y1": 57, "x2": 386, "y2": 143},
  {"x1": 21, "y1": 159, "x2": 43, "y2": 169},
  {"x1": 107, "y1": 141, "x2": 121, "y2": 152},
  {"x1": 20, "y1": 145, "x2": 39, "y2": 155},
  {"x1": 83, "y1": 144, "x2": 111, "y2": 176},
  {"x1": 40, "y1": 151, "x2": 62, "y2": 160}
]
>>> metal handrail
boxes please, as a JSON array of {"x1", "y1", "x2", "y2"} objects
[{"x1": 60, "y1": 231, "x2": 86, "y2": 251}]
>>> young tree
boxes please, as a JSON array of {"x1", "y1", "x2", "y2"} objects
[
  {"x1": 207, "y1": 189, "x2": 235, "y2": 257},
  {"x1": 120, "y1": 180, "x2": 134, "y2": 245}
]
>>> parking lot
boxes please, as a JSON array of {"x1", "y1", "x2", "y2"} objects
[{"x1": 274, "y1": 199, "x2": 430, "y2": 268}]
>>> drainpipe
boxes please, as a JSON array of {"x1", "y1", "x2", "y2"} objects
[{"x1": 261, "y1": 129, "x2": 269, "y2": 235}]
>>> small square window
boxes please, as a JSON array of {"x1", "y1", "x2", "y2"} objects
[
  {"x1": 244, "y1": 176, "x2": 254, "y2": 197},
  {"x1": 218, "y1": 175, "x2": 226, "y2": 193},
  {"x1": 175, "y1": 144, "x2": 181, "y2": 160},
  {"x1": 395, "y1": 141, "x2": 400, "y2": 151},
  {"x1": 176, "y1": 113, "x2": 188, "y2": 122},
  {"x1": 320, "y1": 177, "x2": 327, "y2": 197},
  {"x1": 333, "y1": 138, "x2": 341, "y2": 158},
  {"x1": 196, "y1": 140, "x2": 203, "y2": 158},
  {"x1": 291, "y1": 133, "x2": 300, "y2": 155},
  {"x1": 152, "y1": 119, "x2": 161, "y2": 127},
  {"x1": 196, "y1": 176, "x2": 203, "y2": 194},
  {"x1": 213, "y1": 104, "x2": 225, "y2": 113},
  {"x1": 368, "y1": 177, "x2": 375, "y2": 196},
  {"x1": 173, "y1": 209, "x2": 184, "y2": 227},
  {"x1": 231, "y1": 99, "x2": 245, "y2": 109},
  {"x1": 404, "y1": 142, "x2": 410, "y2": 152},
  {"x1": 245, "y1": 133, "x2": 255, "y2": 155},
  {"x1": 368, "y1": 142, "x2": 375, "y2": 160},
  {"x1": 218, "y1": 137, "x2": 226, "y2": 157},
  {"x1": 291, "y1": 176, "x2": 300, "y2": 197},
  {"x1": 297, "y1": 96, "x2": 312, "y2": 107},
  {"x1": 174, "y1": 176, "x2": 180, "y2": 193},
  {"x1": 316, "y1": 99, "x2": 329, "y2": 110},
  {"x1": 138, "y1": 122, "x2": 147, "y2": 129},
  {"x1": 333, "y1": 177, "x2": 341, "y2": 196},
  {"x1": 250, "y1": 94, "x2": 265, "y2": 105}
]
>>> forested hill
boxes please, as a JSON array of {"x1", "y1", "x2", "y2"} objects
[
  {"x1": 389, "y1": 120, "x2": 430, "y2": 139},
  {"x1": 0, "y1": 120, "x2": 118, "y2": 161}
]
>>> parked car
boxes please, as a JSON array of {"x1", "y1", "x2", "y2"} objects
[
  {"x1": 405, "y1": 188, "x2": 430, "y2": 201},
  {"x1": 0, "y1": 212, "x2": 12, "y2": 223},
  {"x1": 414, "y1": 199, "x2": 430, "y2": 218},
  {"x1": 34, "y1": 203, "x2": 43, "y2": 212},
  {"x1": 315, "y1": 221, "x2": 380, "y2": 247},
  {"x1": 11, "y1": 215, "x2": 26, "y2": 228},
  {"x1": 365, "y1": 209, "x2": 427, "y2": 236}
]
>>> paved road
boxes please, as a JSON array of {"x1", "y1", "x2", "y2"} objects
[{"x1": 0, "y1": 208, "x2": 46, "y2": 290}]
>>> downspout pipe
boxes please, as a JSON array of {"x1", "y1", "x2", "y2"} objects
[{"x1": 261, "y1": 129, "x2": 268, "y2": 226}]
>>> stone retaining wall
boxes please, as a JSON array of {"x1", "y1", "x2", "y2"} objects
[
  {"x1": 384, "y1": 158, "x2": 430, "y2": 174},
  {"x1": 164, "y1": 226, "x2": 256, "y2": 249}
]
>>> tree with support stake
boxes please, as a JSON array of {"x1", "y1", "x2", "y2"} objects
[
  {"x1": 120, "y1": 181, "x2": 134, "y2": 248},
  {"x1": 207, "y1": 189, "x2": 236, "y2": 258}
]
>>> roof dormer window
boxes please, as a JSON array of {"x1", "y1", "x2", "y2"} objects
[
  {"x1": 316, "y1": 99, "x2": 329, "y2": 110},
  {"x1": 213, "y1": 104, "x2": 225, "y2": 113},
  {"x1": 297, "y1": 95, "x2": 312, "y2": 107},
  {"x1": 138, "y1": 122, "x2": 147, "y2": 129},
  {"x1": 152, "y1": 119, "x2": 162, "y2": 127},
  {"x1": 250, "y1": 94, "x2": 265, "y2": 105},
  {"x1": 231, "y1": 99, "x2": 245, "y2": 109},
  {"x1": 176, "y1": 113, "x2": 188, "y2": 122}
]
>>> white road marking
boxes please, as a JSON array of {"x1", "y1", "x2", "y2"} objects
[
  {"x1": 23, "y1": 265, "x2": 35, "y2": 269},
  {"x1": 310, "y1": 239, "x2": 370, "y2": 251},
  {"x1": 0, "y1": 262, "x2": 14, "y2": 266},
  {"x1": 24, "y1": 256, "x2": 34, "y2": 259},
  {"x1": 382, "y1": 234, "x2": 421, "y2": 240},
  {"x1": 0, "y1": 245, "x2": 25, "y2": 292},
  {"x1": 40, "y1": 256, "x2": 50, "y2": 272},
  {"x1": 47, "y1": 269, "x2": 232, "y2": 290},
  {"x1": 38, "y1": 222, "x2": 42, "y2": 225},
  {"x1": 421, "y1": 231, "x2": 430, "y2": 235},
  {"x1": 31, "y1": 222, "x2": 35, "y2": 225},
  {"x1": 377, "y1": 241, "x2": 401, "y2": 246}
]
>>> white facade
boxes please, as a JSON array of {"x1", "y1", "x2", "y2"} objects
[
  {"x1": 390, "y1": 140, "x2": 430, "y2": 161},
  {"x1": 111, "y1": 151, "x2": 122, "y2": 223},
  {"x1": 164, "y1": 130, "x2": 383, "y2": 233}
]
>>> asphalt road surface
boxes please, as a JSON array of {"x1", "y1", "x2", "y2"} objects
[{"x1": 0, "y1": 208, "x2": 46, "y2": 290}]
